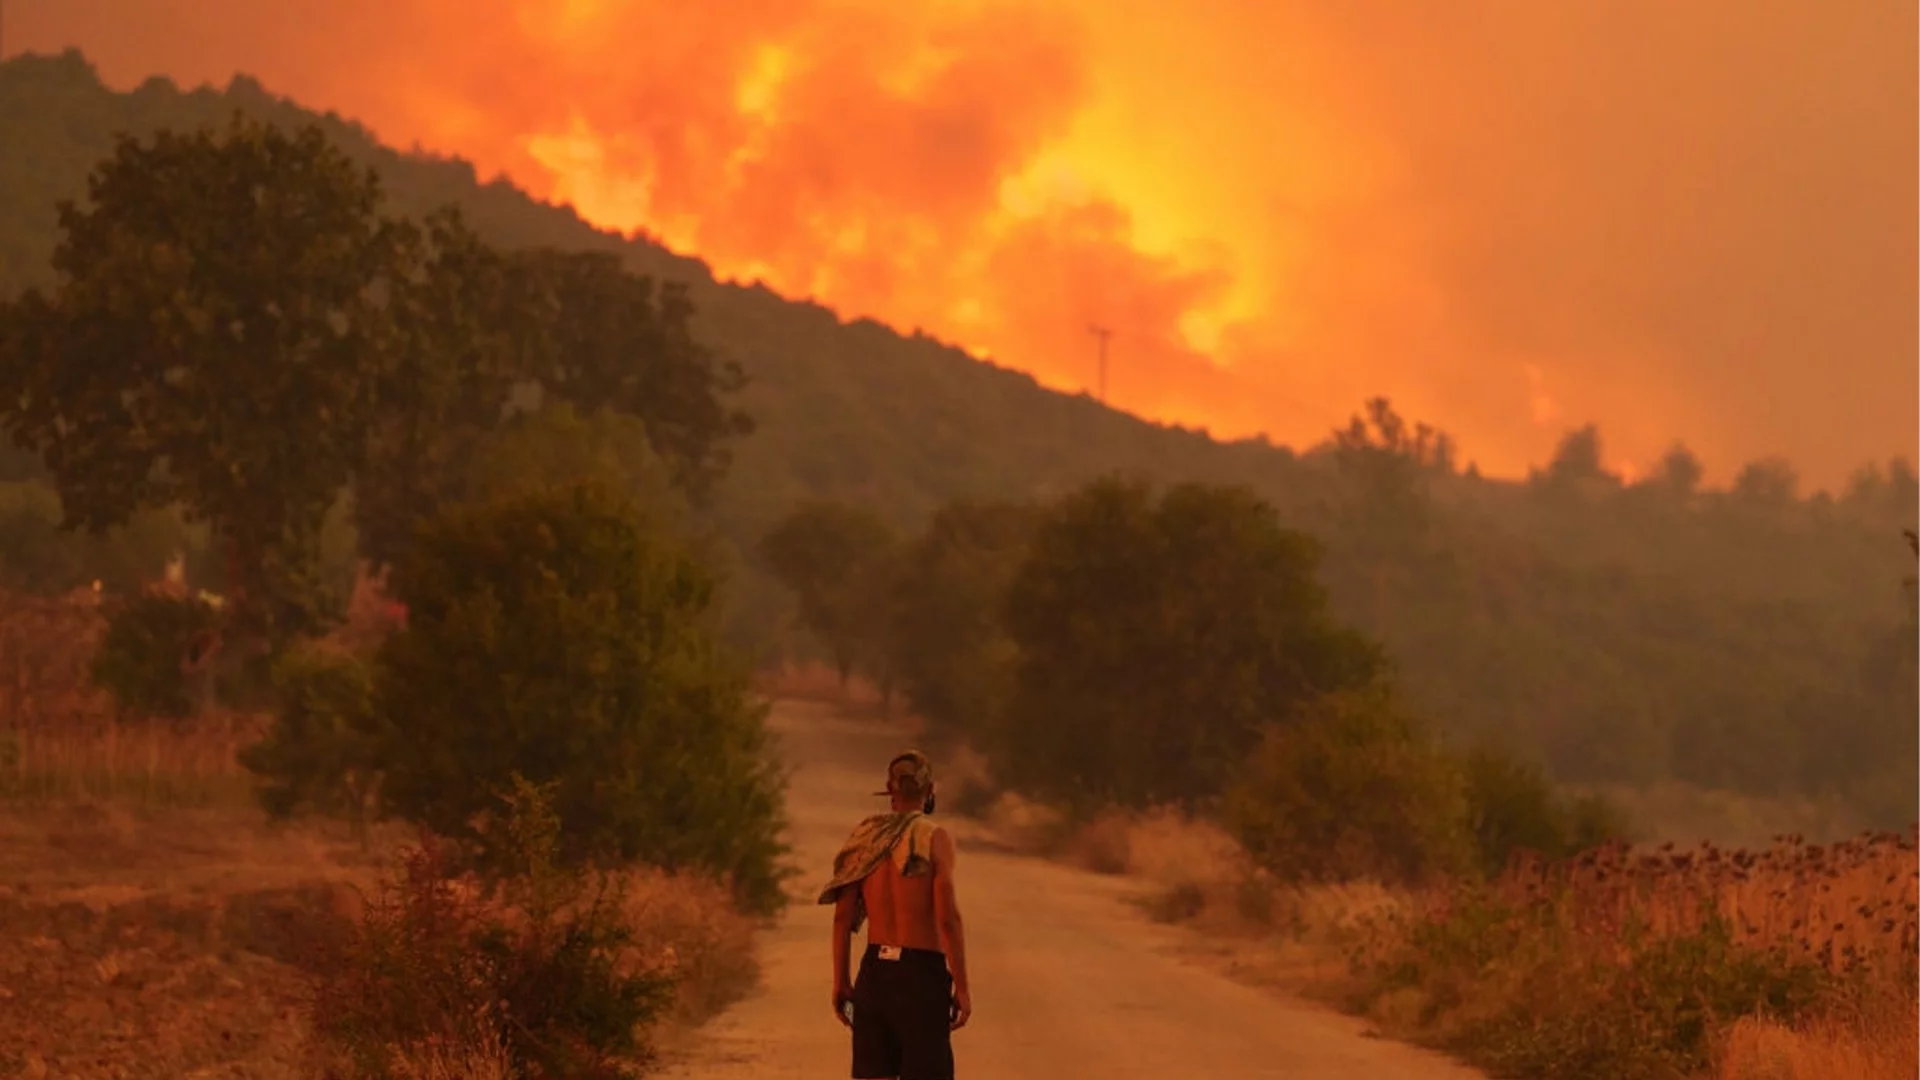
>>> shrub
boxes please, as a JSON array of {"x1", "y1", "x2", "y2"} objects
[
  {"x1": 237, "y1": 645, "x2": 389, "y2": 837},
  {"x1": 1449, "y1": 914, "x2": 1835, "y2": 1080},
  {"x1": 1223, "y1": 687, "x2": 1474, "y2": 886},
  {"x1": 1461, "y1": 747, "x2": 1629, "y2": 877},
  {"x1": 89, "y1": 591, "x2": 221, "y2": 719},
  {"x1": 371, "y1": 482, "x2": 791, "y2": 914},
  {"x1": 310, "y1": 778, "x2": 679, "y2": 1080},
  {"x1": 1345, "y1": 830, "x2": 1918, "y2": 1080}
]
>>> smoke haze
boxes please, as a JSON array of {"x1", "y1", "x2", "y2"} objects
[{"x1": 14, "y1": 0, "x2": 1916, "y2": 485}]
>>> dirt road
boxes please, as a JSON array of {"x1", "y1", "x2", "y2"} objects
[{"x1": 661, "y1": 701, "x2": 1483, "y2": 1079}]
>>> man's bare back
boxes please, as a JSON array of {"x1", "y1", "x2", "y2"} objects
[{"x1": 859, "y1": 827, "x2": 948, "y2": 952}]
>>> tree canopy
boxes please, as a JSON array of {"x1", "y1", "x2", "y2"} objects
[
  {"x1": 995, "y1": 477, "x2": 1384, "y2": 811},
  {"x1": 369, "y1": 482, "x2": 789, "y2": 912},
  {"x1": 0, "y1": 116, "x2": 409, "y2": 642}
]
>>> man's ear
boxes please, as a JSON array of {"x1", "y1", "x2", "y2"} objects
[{"x1": 924, "y1": 789, "x2": 936, "y2": 814}]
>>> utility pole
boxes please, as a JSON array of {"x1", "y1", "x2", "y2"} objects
[{"x1": 1088, "y1": 324, "x2": 1113, "y2": 404}]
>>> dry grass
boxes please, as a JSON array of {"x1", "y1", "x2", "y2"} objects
[
  {"x1": 1468, "y1": 831, "x2": 1920, "y2": 992},
  {"x1": 616, "y1": 866, "x2": 764, "y2": 1027},
  {"x1": 0, "y1": 582, "x2": 264, "y2": 811},
  {"x1": 0, "y1": 803, "x2": 387, "y2": 1079},
  {"x1": 979, "y1": 783, "x2": 1920, "y2": 1079},
  {"x1": 387, "y1": 1023, "x2": 516, "y2": 1080},
  {"x1": 998, "y1": 799, "x2": 1412, "y2": 992},
  {"x1": 1717, "y1": 1006, "x2": 1918, "y2": 1080},
  {"x1": 1, "y1": 715, "x2": 263, "y2": 808},
  {"x1": 1332, "y1": 830, "x2": 1920, "y2": 1077},
  {"x1": 0, "y1": 799, "x2": 765, "y2": 1078},
  {"x1": 0, "y1": 585, "x2": 765, "y2": 1077}
]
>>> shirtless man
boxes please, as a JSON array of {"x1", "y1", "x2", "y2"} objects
[{"x1": 820, "y1": 751, "x2": 972, "y2": 1080}]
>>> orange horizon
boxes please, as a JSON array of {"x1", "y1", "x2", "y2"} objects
[{"x1": 11, "y1": 1, "x2": 1917, "y2": 492}]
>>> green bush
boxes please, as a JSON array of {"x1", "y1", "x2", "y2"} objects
[
  {"x1": 89, "y1": 591, "x2": 222, "y2": 719},
  {"x1": 1460, "y1": 747, "x2": 1629, "y2": 877},
  {"x1": 1223, "y1": 687, "x2": 1474, "y2": 885},
  {"x1": 371, "y1": 481, "x2": 791, "y2": 914},
  {"x1": 237, "y1": 645, "x2": 389, "y2": 837}
]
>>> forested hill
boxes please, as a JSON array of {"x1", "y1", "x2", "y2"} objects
[
  {"x1": 3, "y1": 50, "x2": 1915, "y2": 829},
  {"x1": 0, "y1": 50, "x2": 1286, "y2": 540}
]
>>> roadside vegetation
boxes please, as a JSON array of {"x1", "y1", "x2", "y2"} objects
[
  {"x1": 763, "y1": 477, "x2": 1918, "y2": 1079},
  {"x1": 0, "y1": 113, "x2": 783, "y2": 1077}
]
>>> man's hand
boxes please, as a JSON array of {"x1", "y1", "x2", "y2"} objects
[
  {"x1": 949, "y1": 983, "x2": 972, "y2": 1031},
  {"x1": 833, "y1": 982, "x2": 855, "y2": 1028}
]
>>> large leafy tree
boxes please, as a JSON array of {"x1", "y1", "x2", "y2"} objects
[
  {"x1": 349, "y1": 208, "x2": 539, "y2": 572},
  {"x1": 997, "y1": 477, "x2": 1384, "y2": 811},
  {"x1": 351, "y1": 243, "x2": 753, "y2": 573},
  {"x1": 519, "y1": 249, "x2": 753, "y2": 501},
  {"x1": 0, "y1": 115, "x2": 412, "y2": 644}
]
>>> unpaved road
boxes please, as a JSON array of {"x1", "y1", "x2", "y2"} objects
[{"x1": 661, "y1": 701, "x2": 1483, "y2": 1079}]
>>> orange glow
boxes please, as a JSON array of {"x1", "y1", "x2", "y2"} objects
[{"x1": 13, "y1": 1, "x2": 1917, "y2": 487}]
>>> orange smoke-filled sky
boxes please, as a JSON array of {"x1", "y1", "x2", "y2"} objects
[{"x1": 13, "y1": 0, "x2": 1918, "y2": 486}]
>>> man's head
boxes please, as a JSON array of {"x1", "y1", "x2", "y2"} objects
[{"x1": 876, "y1": 750, "x2": 935, "y2": 813}]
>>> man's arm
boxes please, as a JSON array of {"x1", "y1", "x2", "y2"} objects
[
  {"x1": 831, "y1": 888, "x2": 859, "y2": 1027},
  {"x1": 930, "y1": 826, "x2": 971, "y2": 1029}
]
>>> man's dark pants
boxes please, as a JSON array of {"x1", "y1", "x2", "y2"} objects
[{"x1": 850, "y1": 943, "x2": 954, "y2": 1080}]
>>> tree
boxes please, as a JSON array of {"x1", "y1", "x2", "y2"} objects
[
  {"x1": 370, "y1": 481, "x2": 789, "y2": 913},
  {"x1": 886, "y1": 499, "x2": 1038, "y2": 741},
  {"x1": 1645, "y1": 442, "x2": 1705, "y2": 498},
  {"x1": 350, "y1": 239, "x2": 753, "y2": 575},
  {"x1": 517, "y1": 249, "x2": 754, "y2": 502},
  {"x1": 996, "y1": 477, "x2": 1384, "y2": 811},
  {"x1": 1534, "y1": 424, "x2": 1617, "y2": 493},
  {"x1": 758, "y1": 501, "x2": 899, "y2": 687},
  {"x1": 0, "y1": 116, "x2": 413, "y2": 647},
  {"x1": 1841, "y1": 458, "x2": 1919, "y2": 527},
  {"x1": 463, "y1": 402, "x2": 684, "y2": 518},
  {"x1": 1332, "y1": 396, "x2": 1457, "y2": 473},
  {"x1": 349, "y1": 208, "x2": 538, "y2": 572},
  {"x1": 1329, "y1": 396, "x2": 1455, "y2": 543},
  {"x1": 0, "y1": 479, "x2": 197, "y2": 596},
  {"x1": 1731, "y1": 456, "x2": 1800, "y2": 508}
]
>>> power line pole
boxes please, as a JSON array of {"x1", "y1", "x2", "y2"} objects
[{"x1": 1088, "y1": 324, "x2": 1113, "y2": 404}]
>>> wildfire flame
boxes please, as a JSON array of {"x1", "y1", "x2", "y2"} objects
[{"x1": 15, "y1": 0, "x2": 1917, "y2": 485}]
